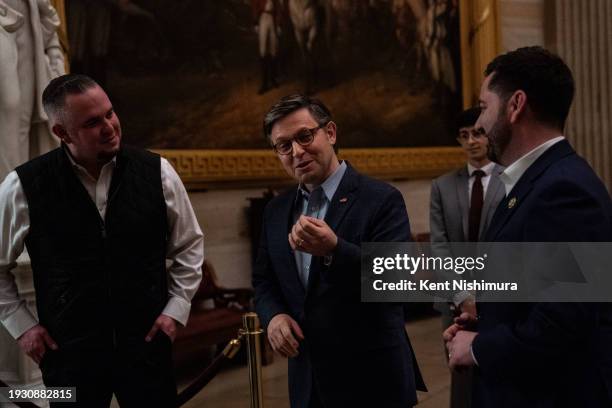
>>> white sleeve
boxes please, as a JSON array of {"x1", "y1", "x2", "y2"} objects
[
  {"x1": 159, "y1": 158, "x2": 204, "y2": 326},
  {"x1": 0, "y1": 172, "x2": 38, "y2": 338}
]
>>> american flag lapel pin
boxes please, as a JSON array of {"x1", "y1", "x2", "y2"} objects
[{"x1": 339, "y1": 197, "x2": 348, "y2": 203}]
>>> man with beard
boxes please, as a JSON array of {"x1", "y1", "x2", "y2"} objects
[
  {"x1": 0, "y1": 74, "x2": 204, "y2": 406},
  {"x1": 253, "y1": 94, "x2": 425, "y2": 407},
  {"x1": 444, "y1": 46, "x2": 612, "y2": 407}
]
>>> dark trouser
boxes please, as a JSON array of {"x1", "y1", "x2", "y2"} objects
[
  {"x1": 40, "y1": 332, "x2": 176, "y2": 407},
  {"x1": 309, "y1": 378, "x2": 325, "y2": 408}
]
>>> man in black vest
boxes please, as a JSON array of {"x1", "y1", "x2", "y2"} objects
[{"x1": 0, "y1": 74, "x2": 204, "y2": 407}]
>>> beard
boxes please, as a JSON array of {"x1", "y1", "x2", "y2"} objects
[{"x1": 486, "y1": 111, "x2": 512, "y2": 164}]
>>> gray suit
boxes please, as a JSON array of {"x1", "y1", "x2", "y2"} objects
[
  {"x1": 430, "y1": 164, "x2": 505, "y2": 244},
  {"x1": 429, "y1": 163, "x2": 505, "y2": 408}
]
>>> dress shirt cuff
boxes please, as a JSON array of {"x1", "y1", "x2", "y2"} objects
[
  {"x1": 470, "y1": 343, "x2": 479, "y2": 366},
  {"x1": 162, "y1": 296, "x2": 191, "y2": 327},
  {"x1": 2, "y1": 302, "x2": 38, "y2": 339}
]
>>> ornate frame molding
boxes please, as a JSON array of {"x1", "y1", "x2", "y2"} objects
[{"x1": 155, "y1": 147, "x2": 466, "y2": 190}]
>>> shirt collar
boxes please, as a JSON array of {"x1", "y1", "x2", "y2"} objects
[
  {"x1": 467, "y1": 161, "x2": 495, "y2": 177},
  {"x1": 499, "y1": 136, "x2": 565, "y2": 195},
  {"x1": 296, "y1": 160, "x2": 348, "y2": 203},
  {"x1": 63, "y1": 144, "x2": 117, "y2": 181}
]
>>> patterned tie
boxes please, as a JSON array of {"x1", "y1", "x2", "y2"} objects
[
  {"x1": 298, "y1": 187, "x2": 324, "y2": 286},
  {"x1": 468, "y1": 170, "x2": 485, "y2": 241}
]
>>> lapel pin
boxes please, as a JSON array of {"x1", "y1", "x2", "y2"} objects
[
  {"x1": 339, "y1": 197, "x2": 348, "y2": 203},
  {"x1": 508, "y1": 197, "x2": 517, "y2": 209}
]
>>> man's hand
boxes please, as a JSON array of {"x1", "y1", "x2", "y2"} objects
[
  {"x1": 17, "y1": 324, "x2": 58, "y2": 365},
  {"x1": 454, "y1": 311, "x2": 478, "y2": 330},
  {"x1": 288, "y1": 215, "x2": 338, "y2": 256},
  {"x1": 443, "y1": 311, "x2": 478, "y2": 343},
  {"x1": 145, "y1": 314, "x2": 178, "y2": 343},
  {"x1": 447, "y1": 330, "x2": 478, "y2": 370},
  {"x1": 267, "y1": 314, "x2": 304, "y2": 358}
]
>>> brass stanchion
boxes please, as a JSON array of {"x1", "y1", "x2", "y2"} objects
[{"x1": 240, "y1": 313, "x2": 264, "y2": 408}]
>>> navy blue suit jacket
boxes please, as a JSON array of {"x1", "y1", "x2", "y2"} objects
[
  {"x1": 253, "y1": 163, "x2": 425, "y2": 408},
  {"x1": 472, "y1": 140, "x2": 612, "y2": 407}
]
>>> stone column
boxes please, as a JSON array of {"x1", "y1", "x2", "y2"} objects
[{"x1": 554, "y1": 0, "x2": 612, "y2": 192}]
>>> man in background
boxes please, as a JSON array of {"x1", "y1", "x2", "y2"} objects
[{"x1": 430, "y1": 106, "x2": 505, "y2": 408}]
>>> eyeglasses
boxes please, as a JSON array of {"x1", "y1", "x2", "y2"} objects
[
  {"x1": 457, "y1": 127, "x2": 486, "y2": 143},
  {"x1": 272, "y1": 124, "x2": 326, "y2": 155}
]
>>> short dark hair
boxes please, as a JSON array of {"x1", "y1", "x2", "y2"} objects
[
  {"x1": 455, "y1": 107, "x2": 481, "y2": 134},
  {"x1": 42, "y1": 74, "x2": 99, "y2": 122},
  {"x1": 484, "y1": 46, "x2": 575, "y2": 130},
  {"x1": 263, "y1": 94, "x2": 332, "y2": 141}
]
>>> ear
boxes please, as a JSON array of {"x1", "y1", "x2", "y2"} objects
[
  {"x1": 507, "y1": 90, "x2": 527, "y2": 124},
  {"x1": 52, "y1": 124, "x2": 70, "y2": 144},
  {"x1": 325, "y1": 121, "x2": 337, "y2": 145}
]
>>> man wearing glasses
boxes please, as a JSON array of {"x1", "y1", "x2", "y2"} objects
[
  {"x1": 429, "y1": 107, "x2": 505, "y2": 408},
  {"x1": 253, "y1": 94, "x2": 426, "y2": 408}
]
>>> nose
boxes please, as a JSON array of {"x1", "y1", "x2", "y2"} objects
[
  {"x1": 292, "y1": 140, "x2": 305, "y2": 157},
  {"x1": 101, "y1": 118, "x2": 114, "y2": 134},
  {"x1": 474, "y1": 115, "x2": 483, "y2": 131}
]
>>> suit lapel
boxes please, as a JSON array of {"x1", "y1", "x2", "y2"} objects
[
  {"x1": 306, "y1": 163, "x2": 359, "y2": 295},
  {"x1": 324, "y1": 164, "x2": 359, "y2": 231},
  {"x1": 485, "y1": 140, "x2": 575, "y2": 241},
  {"x1": 275, "y1": 190, "x2": 306, "y2": 294},
  {"x1": 455, "y1": 167, "x2": 469, "y2": 241},
  {"x1": 485, "y1": 183, "x2": 533, "y2": 241},
  {"x1": 479, "y1": 165, "x2": 505, "y2": 239}
]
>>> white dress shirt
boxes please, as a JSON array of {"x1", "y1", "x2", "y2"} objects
[
  {"x1": 499, "y1": 136, "x2": 565, "y2": 196},
  {"x1": 0, "y1": 153, "x2": 204, "y2": 338}
]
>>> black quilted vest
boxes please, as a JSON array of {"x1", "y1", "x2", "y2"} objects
[{"x1": 16, "y1": 146, "x2": 168, "y2": 351}]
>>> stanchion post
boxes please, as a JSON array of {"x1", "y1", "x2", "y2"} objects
[{"x1": 241, "y1": 313, "x2": 264, "y2": 408}]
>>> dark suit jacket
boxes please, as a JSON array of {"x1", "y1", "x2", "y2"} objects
[
  {"x1": 472, "y1": 140, "x2": 612, "y2": 407},
  {"x1": 253, "y1": 163, "x2": 425, "y2": 408}
]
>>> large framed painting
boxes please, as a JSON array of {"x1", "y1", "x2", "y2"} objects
[{"x1": 55, "y1": 0, "x2": 499, "y2": 188}]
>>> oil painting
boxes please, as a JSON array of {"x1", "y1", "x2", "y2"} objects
[{"x1": 65, "y1": 0, "x2": 463, "y2": 151}]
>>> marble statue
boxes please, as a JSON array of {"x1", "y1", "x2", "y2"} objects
[{"x1": 0, "y1": 0, "x2": 64, "y2": 182}]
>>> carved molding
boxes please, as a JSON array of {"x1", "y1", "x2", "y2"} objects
[{"x1": 154, "y1": 147, "x2": 466, "y2": 190}]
